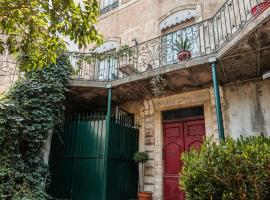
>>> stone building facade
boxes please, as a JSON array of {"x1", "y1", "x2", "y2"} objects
[
  {"x1": 119, "y1": 80, "x2": 270, "y2": 199},
  {"x1": 67, "y1": 0, "x2": 270, "y2": 199},
  {"x1": 95, "y1": 0, "x2": 225, "y2": 47}
]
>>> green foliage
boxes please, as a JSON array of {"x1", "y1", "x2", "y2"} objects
[
  {"x1": 133, "y1": 152, "x2": 149, "y2": 163},
  {"x1": 134, "y1": 152, "x2": 149, "y2": 192},
  {"x1": 150, "y1": 75, "x2": 167, "y2": 97},
  {"x1": 180, "y1": 136, "x2": 270, "y2": 200},
  {"x1": 0, "y1": 0, "x2": 103, "y2": 71},
  {"x1": 173, "y1": 37, "x2": 192, "y2": 53},
  {"x1": 0, "y1": 56, "x2": 71, "y2": 199}
]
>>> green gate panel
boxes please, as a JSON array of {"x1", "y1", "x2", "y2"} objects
[
  {"x1": 49, "y1": 115, "x2": 139, "y2": 200},
  {"x1": 107, "y1": 121, "x2": 139, "y2": 200}
]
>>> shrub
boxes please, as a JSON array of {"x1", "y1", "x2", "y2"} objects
[
  {"x1": 134, "y1": 152, "x2": 149, "y2": 192},
  {"x1": 180, "y1": 136, "x2": 270, "y2": 200},
  {"x1": 133, "y1": 152, "x2": 149, "y2": 164},
  {"x1": 0, "y1": 56, "x2": 71, "y2": 199}
]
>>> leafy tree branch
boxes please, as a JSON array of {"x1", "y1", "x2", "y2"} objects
[{"x1": 0, "y1": 0, "x2": 103, "y2": 71}]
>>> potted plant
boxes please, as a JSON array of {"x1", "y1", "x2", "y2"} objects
[
  {"x1": 117, "y1": 45, "x2": 137, "y2": 77},
  {"x1": 251, "y1": 0, "x2": 270, "y2": 16},
  {"x1": 173, "y1": 37, "x2": 192, "y2": 62},
  {"x1": 133, "y1": 152, "x2": 152, "y2": 200}
]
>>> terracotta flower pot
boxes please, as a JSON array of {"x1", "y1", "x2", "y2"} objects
[
  {"x1": 137, "y1": 192, "x2": 152, "y2": 200},
  {"x1": 251, "y1": 1, "x2": 270, "y2": 16},
  {"x1": 177, "y1": 51, "x2": 192, "y2": 62}
]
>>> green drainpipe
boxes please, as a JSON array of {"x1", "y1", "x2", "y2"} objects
[
  {"x1": 103, "y1": 84, "x2": 112, "y2": 200},
  {"x1": 209, "y1": 58, "x2": 225, "y2": 141}
]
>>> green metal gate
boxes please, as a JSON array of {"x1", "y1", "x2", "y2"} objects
[{"x1": 49, "y1": 114, "x2": 139, "y2": 200}]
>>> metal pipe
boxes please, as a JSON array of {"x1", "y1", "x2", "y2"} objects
[
  {"x1": 209, "y1": 58, "x2": 225, "y2": 141},
  {"x1": 103, "y1": 84, "x2": 112, "y2": 200}
]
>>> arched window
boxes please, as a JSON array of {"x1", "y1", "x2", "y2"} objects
[
  {"x1": 160, "y1": 9, "x2": 197, "y2": 33},
  {"x1": 160, "y1": 9, "x2": 199, "y2": 65}
]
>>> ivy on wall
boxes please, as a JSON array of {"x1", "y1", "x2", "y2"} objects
[{"x1": 0, "y1": 56, "x2": 71, "y2": 199}]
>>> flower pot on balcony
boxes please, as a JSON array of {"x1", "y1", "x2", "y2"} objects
[
  {"x1": 177, "y1": 51, "x2": 192, "y2": 62},
  {"x1": 137, "y1": 192, "x2": 152, "y2": 200},
  {"x1": 251, "y1": 1, "x2": 270, "y2": 16}
]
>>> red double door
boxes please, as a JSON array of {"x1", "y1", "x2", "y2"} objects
[{"x1": 163, "y1": 118, "x2": 205, "y2": 200}]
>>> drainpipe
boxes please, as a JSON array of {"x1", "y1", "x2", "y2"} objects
[
  {"x1": 103, "y1": 84, "x2": 112, "y2": 200},
  {"x1": 209, "y1": 57, "x2": 225, "y2": 141}
]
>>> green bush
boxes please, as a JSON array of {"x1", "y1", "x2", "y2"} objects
[
  {"x1": 180, "y1": 136, "x2": 270, "y2": 200},
  {"x1": 0, "y1": 56, "x2": 71, "y2": 199},
  {"x1": 133, "y1": 152, "x2": 149, "y2": 164}
]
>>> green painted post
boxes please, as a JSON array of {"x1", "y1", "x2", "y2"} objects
[
  {"x1": 209, "y1": 58, "x2": 225, "y2": 141},
  {"x1": 103, "y1": 84, "x2": 112, "y2": 200}
]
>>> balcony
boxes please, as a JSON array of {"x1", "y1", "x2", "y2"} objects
[
  {"x1": 70, "y1": 0, "x2": 270, "y2": 84},
  {"x1": 67, "y1": 0, "x2": 270, "y2": 109}
]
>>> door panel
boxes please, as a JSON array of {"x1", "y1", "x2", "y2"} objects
[
  {"x1": 163, "y1": 123, "x2": 184, "y2": 200},
  {"x1": 184, "y1": 119, "x2": 205, "y2": 151},
  {"x1": 163, "y1": 118, "x2": 205, "y2": 200},
  {"x1": 164, "y1": 177, "x2": 184, "y2": 200}
]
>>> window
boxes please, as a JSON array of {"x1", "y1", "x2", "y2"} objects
[
  {"x1": 100, "y1": 0, "x2": 119, "y2": 14},
  {"x1": 163, "y1": 106, "x2": 204, "y2": 121},
  {"x1": 160, "y1": 9, "x2": 199, "y2": 65},
  {"x1": 94, "y1": 41, "x2": 119, "y2": 80},
  {"x1": 98, "y1": 57, "x2": 117, "y2": 80}
]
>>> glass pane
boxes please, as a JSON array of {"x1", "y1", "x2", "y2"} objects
[
  {"x1": 98, "y1": 57, "x2": 117, "y2": 80},
  {"x1": 163, "y1": 106, "x2": 204, "y2": 121}
]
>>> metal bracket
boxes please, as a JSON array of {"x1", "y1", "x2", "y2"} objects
[
  {"x1": 208, "y1": 57, "x2": 217, "y2": 63},
  {"x1": 107, "y1": 84, "x2": 112, "y2": 89}
]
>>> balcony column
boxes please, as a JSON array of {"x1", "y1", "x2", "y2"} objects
[
  {"x1": 209, "y1": 57, "x2": 225, "y2": 141},
  {"x1": 103, "y1": 84, "x2": 112, "y2": 200}
]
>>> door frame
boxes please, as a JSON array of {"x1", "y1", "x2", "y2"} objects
[{"x1": 148, "y1": 90, "x2": 215, "y2": 198}]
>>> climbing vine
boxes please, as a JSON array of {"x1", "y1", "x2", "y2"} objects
[
  {"x1": 0, "y1": 56, "x2": 71, "y2": 199},
  {"x1": 71, "y1": 44, "x2": 135, "y2": 75},
  {"x1": 150, "y1": 75, "x2": 167, "y2": 97}
]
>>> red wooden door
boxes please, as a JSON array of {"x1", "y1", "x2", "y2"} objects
[{"x1": 163, "y1": 118, "x2": 205, "y2": 200}]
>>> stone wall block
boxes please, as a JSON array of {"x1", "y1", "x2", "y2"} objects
[
  {"x1": 144, "y1": 184, "x2": 154, "y2": 193},
  {"x1": 145, "y1": 144, "x2": 155, "y2": 152},
  {"x1": 145, "y1": 166, "x2": 155, "y2": 176},
  {"x1": 144, "y1": 176, "x2": 155, "y2": 184},
  {"x1": 145, "y1": 130, "x2": 154, "y2": 137},
  {"x1": 145, "y1": 137, "x2": 155, "y2": 145}
]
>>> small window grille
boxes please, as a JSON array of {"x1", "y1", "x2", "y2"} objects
[{"x1": 163, "y1": 106, "x2": 204, "y2": 121}]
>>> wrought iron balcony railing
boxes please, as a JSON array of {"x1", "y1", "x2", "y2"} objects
[{"x1": 70, "y1": 0, "x2": 270, "y2": 81}]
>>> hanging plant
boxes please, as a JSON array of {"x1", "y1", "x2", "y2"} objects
[{"x1": 150, "y1": 75, "x2": 167, "y2": 97}]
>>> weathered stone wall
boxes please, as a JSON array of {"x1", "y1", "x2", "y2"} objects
[
  {"x1": 224, "y1": 79, "x2": 270, "y2": 138},
  {"x1": 96, "y1": 0, "x2": 225, "y2": 46},
  {"x1": 0, "y1": 54, "x2": 17, "y2": 94},
  {"x1": 121, "y1": 79, "x2": 270, "y2": 199}
]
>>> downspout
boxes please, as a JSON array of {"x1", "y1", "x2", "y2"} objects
[
  {"x1": 209, "y1": 57, "x2": 225, "y2": 141},
  {"x1": 103, "y1": 84, "x2": 112, "y2": 200}
]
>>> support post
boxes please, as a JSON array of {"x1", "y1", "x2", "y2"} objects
[
  {"x1": 209, "y1": 58, "x2": 225, "y2": 141},
  {"x1": 103, "y1": 84, "x2": 112, "y2": 200}
]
